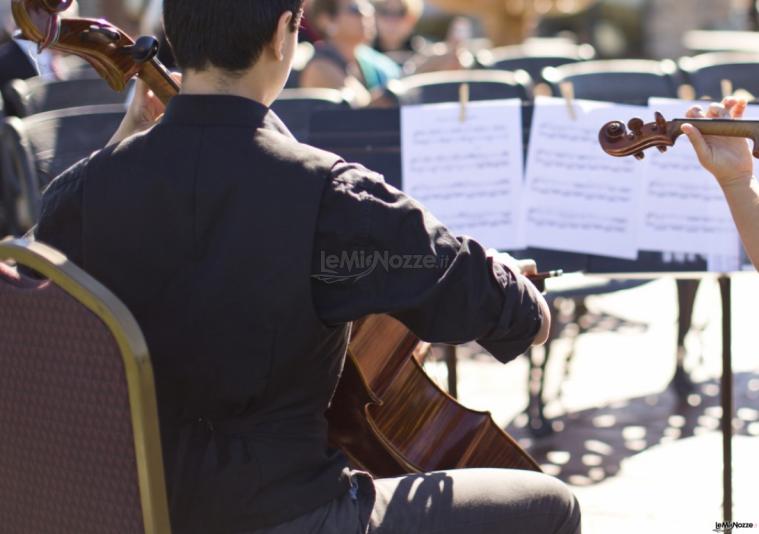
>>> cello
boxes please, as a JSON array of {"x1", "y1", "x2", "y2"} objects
[{"x1": 12, "y1": 0, "x2": 546, "y2": 476}]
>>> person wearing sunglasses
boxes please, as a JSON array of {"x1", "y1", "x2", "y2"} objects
[{"x1": 301, "y1": 0, "x2": 401, "y2": 105}]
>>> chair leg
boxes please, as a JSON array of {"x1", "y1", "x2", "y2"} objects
[
  {"x1": 443, "y1": 345, "x2": 458, "y2": 399},
  {"x1": 673, "y1": 279, "x2": 699, "y2": 397}
]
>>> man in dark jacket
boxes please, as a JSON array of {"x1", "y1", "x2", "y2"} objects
[{"x1": 35, "y1": 1, "x2": 580, "y2": 532}]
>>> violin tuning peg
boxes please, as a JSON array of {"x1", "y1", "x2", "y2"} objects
[
  {"x1": 657, "y1": 145, "x2": 668, "y2": 153},
  {"x1": 654, "y1": 111, "x2": 667, "y2": 131},
  {"x1": 634, "y1": 151, "x2": 645, "y2": 160},
  {"x1": 627, "y1": 117, "x2": 644, "y2": 135}
]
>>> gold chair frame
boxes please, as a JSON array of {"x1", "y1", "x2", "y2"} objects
[{"x1": 0, "y1": 237, "x2": 171, "y2": 534}]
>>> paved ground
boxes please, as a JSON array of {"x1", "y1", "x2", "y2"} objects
[{"x1": 423, "y1": 274, "x2": 759, "y2": 534}]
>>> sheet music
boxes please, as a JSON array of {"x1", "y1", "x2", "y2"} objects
[
  {"x1": 521, "y1": 96, "x2": 643, "y2": 259},
  {"x1": 639, "y1": 98, "x2": 750, "y2": 258},
  {"x1": 400, "y1": 99, "x2": 524, "y2": 250}
]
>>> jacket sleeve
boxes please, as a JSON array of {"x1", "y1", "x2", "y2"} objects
[{"x1": 311, "y1": 162, "x2": 545, "y2": 363}]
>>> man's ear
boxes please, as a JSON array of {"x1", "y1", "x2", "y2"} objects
[{"x1": 272, "y1": 10, "x2": 295, "y2": 61}]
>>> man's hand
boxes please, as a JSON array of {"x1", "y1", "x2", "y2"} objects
[
  {"x1": 487, "y1": 249, "x2": 551, "y2": 346},
  {"x1": 108, "y1": 73, "x2": 182, "y2": 146},
  {"x1": 681, "y1": 97, "x2": 754, "y2": 189}
]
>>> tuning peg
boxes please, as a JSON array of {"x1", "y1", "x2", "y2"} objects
[
  {"x1": 657, "y1": 146, "x2": 668, "y2": 153},
  {"x1": 634, "y1": 151, "x2": 645, "y2": 160},
  {"x1": 126, "y1": 35, "x2": 160, "y2": 64},
  {"x1": 654, "y1": 112, "x2": 667, "y2": 132},
  {"x1": 627, "y1": 118, "x2": 644, "y2": 136}
]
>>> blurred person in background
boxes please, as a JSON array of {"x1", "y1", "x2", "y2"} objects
[
  {"x1": 372, "y1": 0, "x2": 463, "y2": 73},
  {"x1": 300, "y1": 0, "x2": 401, "y2": 105},
  {"x1": 426, "y1": 0, "x2": 596, "y2": 46}
]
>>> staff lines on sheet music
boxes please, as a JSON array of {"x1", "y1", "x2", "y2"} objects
[
  {"x1": 531, "y1": 149, "x2": 636, "y2": 174},
  {"x1": 530, "y1": 176, "x2": 633, "y2": 203},
  {"x1": 646, "y1": 181, "x2": 724, "y2": 202},
  {"x1": 410, "y1": 189, "x2": 513, "y2": 201},
  {"x1": 526, "y1": 208, "x2": 628, "y2": 233},
  {"x1": 533, "y1": 122, "x2": 599, "y2": 144},
  {"x1": 444, "y1": 211, "x2": 513, "y2": 229}
]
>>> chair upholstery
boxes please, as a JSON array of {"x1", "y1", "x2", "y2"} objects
[
  {"x1": 386, "y1": 69, "x2": 533, "y2": 105},
  {"x1": 477, "y1": 41, "x2": 596, "y2": 84},
  {"x1": 0, "y1": 238, "x2": 170, "y2": 533},
  {"x1": 3, "y1": 76, "x2": 130, "y2": 118},
  {"x1": 0, "y1": 104, "x2": 125, "y2": 235},
  {"x1": 542, "y1": 59, "x2": 681, "y2": 105},
  {"x1": 271, "y1": 88, "x2": 352, "y2": 142},
  {"x1": 679, "y1": 52, "x2": 759, "y2": 100}
]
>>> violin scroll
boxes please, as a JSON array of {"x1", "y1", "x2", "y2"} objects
[{"x1": 599, "y1": 112, "x2": 677, "y2": 160}]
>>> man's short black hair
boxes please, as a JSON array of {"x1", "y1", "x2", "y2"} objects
[{"x1": 163, "y1": 0, "x2": 304, "y2": 72}]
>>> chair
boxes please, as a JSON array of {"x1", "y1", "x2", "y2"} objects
[
  {"x1": 477, "y1": 41, "x2": 596, "y2": 84},
  {"x1": 0, "y1": 104, "x2": 125, "y2": 235},
  {"x1": 2, "y1": 76, "x2": 130, "y2": 117},
  {"x1": 682, "y1": 30, "x2": 759, "y2": 55},
  {"x1": 679, "y1": 52, "x2": 759, "y2": 100},
  {"x1": 271, "y1": 88, "x2": 352, "y2": 142},
  {"x1": 542, "y1": 59, "x2": 682, "y2": 105},
  {"x1": 0, "y1": 238, "x2": 170, "y2": 533},
  {"x1": 386, "y1": 69, "x2": 533, "y2": 105}
]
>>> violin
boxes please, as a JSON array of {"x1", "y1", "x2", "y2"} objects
[
  {"x1": 13, "y1": 0, "x2": 550, "y2": 477},
  {"x1": 599, "y1": 112, "x2": 759, "y2": 160}
]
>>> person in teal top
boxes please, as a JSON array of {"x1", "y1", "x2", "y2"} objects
[{"x1": 300, "y1": 0, "x2": 400, "y2": 105}]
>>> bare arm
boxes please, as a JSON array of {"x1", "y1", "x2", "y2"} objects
[{"x1": 682, "y1": 98, "x2": 759, "y2": 270}]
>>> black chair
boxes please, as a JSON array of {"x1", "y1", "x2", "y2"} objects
[
  {"x1": 477, "y1": 41, "x2": 596, "y2": 84},
  {"x1": 0, "y1": 104, "x2": 125, "y2": 235},
  {"x1": 386, "y1": 69, "x2": 533, "y2": 105},
  {"x1": 679, "y1": 52, "x2": 759, "y2": 100},
  {"x1": 542, "y1": 59, "x2": 682, "y2": 105},
  {"x1": 2, "y1": 76, "x2": 130, "y2": 117},
  {"x1": 271, "y1": 88, "x2": 352, "y2": 142}
]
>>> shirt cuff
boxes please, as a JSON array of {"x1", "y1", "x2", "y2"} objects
[{"x1": 477, "y1": 259, "x2": 545, "y2": 363}]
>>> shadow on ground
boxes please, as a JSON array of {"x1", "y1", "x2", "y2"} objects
[{"x1": 505, "y1": 371, "x2": 759, "y2": 486}]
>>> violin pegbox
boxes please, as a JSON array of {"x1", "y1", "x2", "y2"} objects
[{"x1": 599, "y1": 112, "x2": 676, "y2": 160}]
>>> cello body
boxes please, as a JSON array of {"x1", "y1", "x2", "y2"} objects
[
  {"x1": 326, "y1": 315, "x2": 541, "y2": 476},
  {"x1": 13, "y1": 0, "x2": 542, "y2": 477}
]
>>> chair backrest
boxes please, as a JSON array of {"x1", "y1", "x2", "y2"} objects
[
  {"x1": 0, "y1": 238, "x2": 170, "y2": 534},
  {"x1": 542, "y1": 59, "x2": 681, "y2": 104},
  {"x1": 679, "y1": 52, "x2": 759, "y2": 100},
  {"x1": 3, "y1": 76, "x2": 130, "y2": 117},
  {"x1": 0, "y1": 104, "x2": 125, "y2": 235},
  {"x1": 477, "y1": 41, "x2": 596, "y2": 83},
  {"x1": 682, "y1": 30, "x2": 759, "y2": 54},
  {"x1": 386, "y1": 69, "x2": 533, "y2": 105},
  {"x1": 271, "y1": 88, "x2": 352, "y2": 142}
]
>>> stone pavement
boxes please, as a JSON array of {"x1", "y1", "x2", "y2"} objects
[{"x1": 424, "y1": 274, "x2": 759, "y2": 534}]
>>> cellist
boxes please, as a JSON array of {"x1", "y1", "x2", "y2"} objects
[{"x1": 33, "y1": 1, "x2": 580, "y2": 532}]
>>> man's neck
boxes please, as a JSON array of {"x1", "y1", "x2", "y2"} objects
[{"x1": 180, "y1": 66, "x2": 278, "y2": 107}]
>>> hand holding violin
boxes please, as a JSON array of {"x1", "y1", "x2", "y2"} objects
[{"x1": 681, "y1": 97, "x2": 754, "y2": 190}]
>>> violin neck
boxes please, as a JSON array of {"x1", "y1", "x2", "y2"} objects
[{"x1": 671, "y1": 118, "x2": 759, "y2": 142}]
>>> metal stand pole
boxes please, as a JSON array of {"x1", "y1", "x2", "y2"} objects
[
  {"x1": 444, "y1": 345, "x2": 458, "y2": 399},
  {"x1": 719, "y1": 275, "x2": 733, "y2": 524}
]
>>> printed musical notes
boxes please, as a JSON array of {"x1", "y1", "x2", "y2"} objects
[
  {"x1": 521, "y1": 96, "x2": 643, "y2": 259},
  {"x1": 639, "y1": 98, "x2": 750, "y2": 257},
  {"x1": 401, "y1": 99, "x2": 525, "y2": 250}
]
